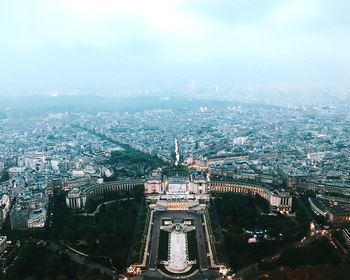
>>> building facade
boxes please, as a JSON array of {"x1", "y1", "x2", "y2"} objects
[
  {"x1": 65, "y1": 179, "x2": 145, "y2": 209},
  {"x1": 208, "y1": 181, "x2": 292, "y2": 212},
  {"x1": 66, "y1": 174, "x2": 292, "y2": 213}
]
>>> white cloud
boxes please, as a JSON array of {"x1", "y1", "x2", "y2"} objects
[
  {"x1": 0, "y1": 0, "x2": 349, "y2": 87},
  {"x1": 269, "y1": 0, "x2": 319, "y2": 25}
]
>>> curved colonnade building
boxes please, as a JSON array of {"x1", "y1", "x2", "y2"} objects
[
  {"x1": 66, "y1": 179, "x2": 145, "y2": 209},
  {"x1": 66, "y1": 177, "x2": 292, "y2": 212},
  {"x1": 209, "y1": 181, "x2": 292, "y2": 212}
]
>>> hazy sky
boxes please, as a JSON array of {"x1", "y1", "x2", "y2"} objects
[{"x1": 0, "y1": 0, "x2": 349, "y2": 90}]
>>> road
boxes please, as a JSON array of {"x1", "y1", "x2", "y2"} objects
[
  {"x1": 193, "y1": 213, "x2": 209, "y2": 269},
  {"x1": 294, "y1": 194, "x2": 321, "y2": 230},
  {"x1": 77, "y1": 198, "x2": 134, "y2": 217},
  {"x1": 47, "y1": 242, "x2": 116, "y2": 278},
  {"x1": 148, "y1": 211, "x2": 160, "y2": 269},
  {"x1": 203, "y1": 209, "x2": 220, "y2": 269}
]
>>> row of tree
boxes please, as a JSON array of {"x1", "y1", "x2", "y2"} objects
[
  {"x1": 212, "y1": 193, "x2": 310, "y2": 269},
  {"x1": 3, "y1": 242, "x2": 109, "y2": 280}
]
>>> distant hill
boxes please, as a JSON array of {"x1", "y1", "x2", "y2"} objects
[{"x1": 0, "y1": 94, "x2": 246, "y2": 116}]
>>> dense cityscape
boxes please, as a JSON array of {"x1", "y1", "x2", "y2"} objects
[
  {"x1": 1, "y1": 0, "x2": 350, "y2": 279},
  {"x1": 0, "y1": 93, "x2": 349, "y2": 279}
]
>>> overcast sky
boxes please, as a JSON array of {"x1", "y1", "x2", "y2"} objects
[{"x1": 0, "y1": 0, "x2": 349, "y2": 91}]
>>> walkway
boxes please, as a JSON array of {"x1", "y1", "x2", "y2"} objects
[{"x1": 76, "y1": 197, "x2": 135, "y2": 217}]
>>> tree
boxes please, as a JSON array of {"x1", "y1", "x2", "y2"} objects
[{"x1": 85, "y1": 233, "x2": 97, "y2": 253}]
